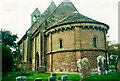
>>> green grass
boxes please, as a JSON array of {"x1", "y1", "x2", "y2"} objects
[
  {"x1": 2, "y1": 72, "x2": 80, "y2": 81},
  {"x1": 83, "y1": 72, "x2": 120, "y2": 81},
  {"x1": 2, "y1": 71, "x2": 120, "y2": 81},
  {"x1": 53, "y1": 73, "x2": 80, "y2": 80}
]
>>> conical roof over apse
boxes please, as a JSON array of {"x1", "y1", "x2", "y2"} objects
[{"x1": 43, "y1": 0, "x2": 109, "y2": 29}]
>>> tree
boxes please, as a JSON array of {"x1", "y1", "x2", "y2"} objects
[
  {"x1": 1, "y1": 29, "x2": 18, "y2": 74},
  {"x1": 107, "y1": 41, "x2": 120, "y2": 57},
  {"x1": 107, "y1": 41, "x2": 120, "y2": 72},
  {"x1": 2, "y1": 43, "x2": 14, "y2": 74},
  {"x1": 1, "y1": 29, "x2": 18, "y2": 48}
]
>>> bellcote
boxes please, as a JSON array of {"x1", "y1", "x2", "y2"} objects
[{"x1": 31, "y1": 8, "x2": 41, "y2": 25}]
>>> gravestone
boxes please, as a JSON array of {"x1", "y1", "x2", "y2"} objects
[
  {"x1": 109, "y1": 55, "x2": 118, "y2": 72},
  {"x1": 16, "y1": 76, "x2": 26, "y2": 81},
  {"x1": 77, "y1": 58, "x2": 90, "y2": 78},
  {"x1": 48, "y1": 76, "x2": 56, "y2": 81},
  {"x1": 61, "y1": 76, "x2": 68, "y2": 81},
  {"x1": 97, "y1": 56, "x2": 107, "y2": 75},
  {"x1": 51, "y1": 73, "x2": 56, "y2": 79},
  {"x1": 34, "y1": 78, "x2": 42, "y2": 81},
  {"x1": 77, "y1": 59, "x2": 82, "y2": 73}
]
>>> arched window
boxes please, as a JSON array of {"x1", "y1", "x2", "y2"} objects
[
  {"x1": 59, "y1": 39, "x2": 62, "y2": 49},
  {"x1": 93, "y1": 36, "x2": 97, "y2": 47}
]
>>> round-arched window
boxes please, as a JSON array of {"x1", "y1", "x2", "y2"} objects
[
  {"x1": 59, "y1": 39, "x2": 62, "y2": 49},
  {"x1": 93, "y1": 36, "x2": 97, "y2": 48}
]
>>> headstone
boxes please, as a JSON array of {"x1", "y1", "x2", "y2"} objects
[
  {"x1": 16, "y1": 76, "x2": 26, "y2": 81},
  {"x1": 97, "y1": 56, "x2": 107, "y2": 75},
  {"x1": 109, "y1": 55, "x2": 118, "y2": 72},
  {"x1": 61, "y1": 76, "x2": 68, "y2": 81},
  {"x1": 77, "y1": 59, "x2": 82, "y2": 73},
  {"x1": 77, "y1": 58, "x2": 90, "y2": 78},
  {"x1": 34, "y1": 78, "x2": 42, "y2": 81},
  {"x1": 81, "y1": 58, "x2": 90, "y2": 77},
  {"x1": 51, "y1": 73, "x2": 56, "y2": 79},
  {"x1": 48, "y1": 76, "x2": 56, "y2": 81}
]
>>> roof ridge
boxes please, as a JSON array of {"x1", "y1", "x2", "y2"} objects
[
  {"x1": 46, "y1": 0, "x2": 79, "y2": 20},
  {"x1": 41, "y1": 1, "x2": 56, "y2": 16},
  {"x1": 44, "y1": 0, "x2": 80, "y2": 28}
]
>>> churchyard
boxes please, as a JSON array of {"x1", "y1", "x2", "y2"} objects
[{"x1": 2, "y1": 55, "x2": 120, "y2": 81}]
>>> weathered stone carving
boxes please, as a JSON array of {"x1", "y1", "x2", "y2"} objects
[
  {"x1": 109, "y1": 54, "x2": 119, "y2": 72},
  {"x1": 97, "y1": 56, "x2": 107, "y2": 75},
  {"x1": 77, "y1": 58, "x2": 90, "y2": 78}
]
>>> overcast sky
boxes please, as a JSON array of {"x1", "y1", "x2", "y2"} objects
[{"x1": 0, "y1": 0, "x2": 118, "y2": 43}]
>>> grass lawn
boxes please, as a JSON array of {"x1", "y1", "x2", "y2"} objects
[
  {"x1": 2, "y1": 71, "x2": 120, "y2": 81},
  {"x1": 83, "y1": 72, "x2": 120, "y2": 81}
]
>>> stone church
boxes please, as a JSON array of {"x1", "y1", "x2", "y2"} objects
[{"x1": 18, "y1": 0, "x2": 109, "y2": 72}]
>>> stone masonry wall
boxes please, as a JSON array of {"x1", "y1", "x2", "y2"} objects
[
  {"x1": 46, "y1": 23, "x2": 106, "y2": 53},
  {"x1": 46, "y1": 23, "x2": 107, "y2": 72},
  {"x1": 81, "y1": 51, "x2": 106, "y2": 71},
  {"x1": 30, "y1": 32, "x2": 42, "y2": 71},
  {"x1": 47, "y1": 51, "x2": 106, "y2": 72}
]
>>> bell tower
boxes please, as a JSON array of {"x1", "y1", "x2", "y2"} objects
[{"x1": 31, "y1": 8, "x2": 41, "y2": 25}]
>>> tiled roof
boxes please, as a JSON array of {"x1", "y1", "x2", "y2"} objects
[
  {"x1": 45, "y1": 0, "x2": 79, "y2": 28},
  {"x1": 45, "y1": 0, "x2": 108, "y2": 29},
  {"x1": 55, "y1": 13, "x2": 100, "y2": 25}
]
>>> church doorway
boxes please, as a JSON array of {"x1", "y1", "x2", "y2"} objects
[{"x1": 35, "y1": 52, "x2": 39, "y2": 71}]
